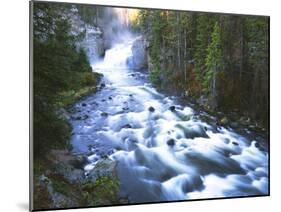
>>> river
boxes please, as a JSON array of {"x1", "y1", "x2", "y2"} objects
[{"x1": 69, "y1": 38, "x2": 268, "y2": 203}]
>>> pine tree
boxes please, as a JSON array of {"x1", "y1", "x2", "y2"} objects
[
  {"x1": 194, "y1": 14, "x2": 217, "y2": 80},
  {"x1": 204, "y1": 22, "x2": 223, "y2": 107}
]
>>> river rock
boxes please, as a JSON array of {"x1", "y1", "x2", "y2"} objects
[
  {"x1": 101, "y1": 112, "x2": 108, "y2": 117},
  {"x1": 121, "y1": 124, "x2": 132, "y2": 129},
  {"x1": 255, "y1": 142, "x2": 260, "y2": 148},
  {"x1": 46, "y1": 178, "x2": 80, "y2": 208},
  {"x1": 181, "y1": 175, "x2": 204, "y2": 193},
  {"x1": 122, "y1": 107, "x2": 129, "y2": 111},
  {"x1": 232, "y1": 141, "x2": 239, "y2": 146},
  {"x1": 169, "y1": 106, "x2": 176, "y2": 112},
  {"x1": 224, "y1": 138, "x2": 230, "y2": 144},
  {"x1": 148, "y1": 106, "x2": 155, "y2": 112},
  {"x1": 47, "y1": 150, "x2": 85, "y2": 183},
  {"x1": 230, "y1": 121, "x2": 239, "y2": 128},
  {"x1": 81, "y1": 114, "x2": 89, "y2": 120},
  {"x1": 184, "y1": 152, "x2": 246, "y2": 175},
  {"x1": 175, "y1": 124, "x2": 209, "y2": 139},
  {"x1": 167, "y1": 139, "x2": 175, "y2": 146},
  {"x1": 87, "y1": 158, "x2": 117, "y2": 182},
  {"x1": 197, "y1": 95, "x2": 208, "y2": 106},
  {"x1": 220, "y1": 117, "x2": 229, "y2": 125},
  {"x1": 130, "y1": 36, "x2": 148, "y2": 70},
  {"x1": 71, "y1": 155, "x2": 88, "y2": 169}
]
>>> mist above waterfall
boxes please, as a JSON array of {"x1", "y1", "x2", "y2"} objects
[{"x1": 96, "y1": 7, "x2": 137, "y2": 49}]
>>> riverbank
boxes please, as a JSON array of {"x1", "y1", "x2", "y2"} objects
[
  {"x1": 154, "y1": 86, "x2": 269, "y2": 151},
  {"x1": 33, "y1": 150, "x2": 125, "y2": 210},
  {"x1": 56, "y1": 72, "x2": 103, "y2": 108},
  {"x1": 33, "y1": 68, "x2": 128, "y2": 209},
  {"x1": 33, "y1": 71, "x2": 128, "y2": 210}
]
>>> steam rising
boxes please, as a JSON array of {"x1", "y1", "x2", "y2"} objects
[{"x1": 96, "y1": 7, "x2": 137, "y2": 49}]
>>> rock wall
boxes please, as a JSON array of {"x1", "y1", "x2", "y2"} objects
[
  {"x1": 127, "y1": 36, "x2": 148, "y2": 71},
  {"x1": 82, "y1": 26, "x2": 104, "y2": 64},
  {"x1": 68, "y1": 6, "x2": 105, "y2": 64}
]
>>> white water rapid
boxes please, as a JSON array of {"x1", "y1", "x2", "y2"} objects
[{"x1": 70, "y1": 39, "x2": 268, "y2": 203}]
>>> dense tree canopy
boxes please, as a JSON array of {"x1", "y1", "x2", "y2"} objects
[
  {"x1": 33, "y1": 2, "x2": 95, "y2": 158},
  {"x1": 132, "y1": 11, "x2": 269, "y2": 127}
]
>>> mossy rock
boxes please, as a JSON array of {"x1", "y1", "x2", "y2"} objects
[
  {"x1": 220, "y1": 117, "x2": 229, "y2": 125},
  {"x1": 82, "y1": 175, "x2": 120, "y2": 206},
  {"x1": 88, "y1": 158, "x2": 117, "y2": 181}
]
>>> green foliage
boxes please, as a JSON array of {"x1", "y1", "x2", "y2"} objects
[
  {"x1": 136, "y1": 9, "x2": 268, "y2": 127},
  {"x1": 149, "y1": 62, "x2": 161, "y2": 85},
  {"x1": 33, "y1": 2, "x2": 99, "y2": 159},
  {"x1": 76, "y1": 4, "x2": 99, "y2": 24},
  {"x1": 242, "y1": 16, "x2": 269, "y2": 123},
  {"x1": 203, "y1": 22, "x2": 223, "y2": 93},
  {"x1": 136, "y1": 10, "x2": 151, "y2": 32},
  {"x1": 82, "y1": 176, "x2": 120, "y2": 206},
  {"x1": 147, "y1": 11, "x2": 166, "y2": 86},
  {"x1": 52, "y1": 179, "x2": 69, "y2": 196},
  {"x1": 33, "y1": 106, "x2": 71, "y2": 158},
  {"x1": 194, "y1": 14, "x2": 217, "y2": 80},
  {"x1": 244, "y1": 17, "x2": 268, "y2": 71},
  {"x1": 74, "y1": 48, "x2": 92, "y2": 73},
  {"x1": 56, "y1": 84, "x2": 97, "y2": 107}
]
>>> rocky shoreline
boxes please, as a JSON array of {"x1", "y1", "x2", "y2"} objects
[
  {"x1": 33, "y1": 149, "x2": 127, "y2": 210},
  {"x1": 128, "y1": 36, "x2": 268, "y2": 145},
  {"x1": 149, "y1": 85, "x2": 269, "y2": 150},
  {"x1": 33, "y1": 73, "x2": 128, "y2": 210}
]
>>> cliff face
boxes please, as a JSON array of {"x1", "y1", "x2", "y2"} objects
[
  {"x1": 127, "y1": 36, "x2": 148, "y2": 71},
  {"x1": 82, "y1": 26, "x2": 104, "y2": 64},
  {"x1": 135, "y1": 36, "x2": 149, "y2": 70},
  {"x1": 68, "y1": 6, "x2": 105, "y2": 64}
]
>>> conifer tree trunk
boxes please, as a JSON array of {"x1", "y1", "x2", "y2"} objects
[{"x1": 177, "y1": 12, "x2": 181, "y2": 71}]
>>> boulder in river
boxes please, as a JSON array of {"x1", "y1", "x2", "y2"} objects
[
  {"x1": 255, "y1": 142, "x2": 260, "y2": 148},
  {"x1": 167, "y1": 139, "x2": 175, "y2": 146},
  {"x1": 122, "y1": 107, "x2": 129, "y2": 111},
  {"x1": 121, "y1": 124, "x2": 132, "y2": 129},
  {"x1": 175, "y1": 124, "x2": 209, "y2": 139},
  {"x1": 148, "y1": 106, "x2": 155, "y2": 112},
  {"x1": 88, "y1": 158, "x2": 117, "y2": 182},
  {"x1": 100, "y1": 83, "x2": 106, "y2": 88},
  {"x1": 181, "y1": 175, "x2": 204, "y2": 193},
  {"x1": 230, "y1": 122, "x2": 239, "y2": 128},
  {"x1": 101, "y1": 112, "x2": 108, "y2": 117},
  {"x1": 169, "y1": 106, "x2": 176, "y2": 112},
  {"x1": 232, "y1": 141, "x2": 239, "y2": 146}
]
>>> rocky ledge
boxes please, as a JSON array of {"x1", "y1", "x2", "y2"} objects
[{"x1": 33, "y1": 150, "x2": 127, "y2": 210}]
